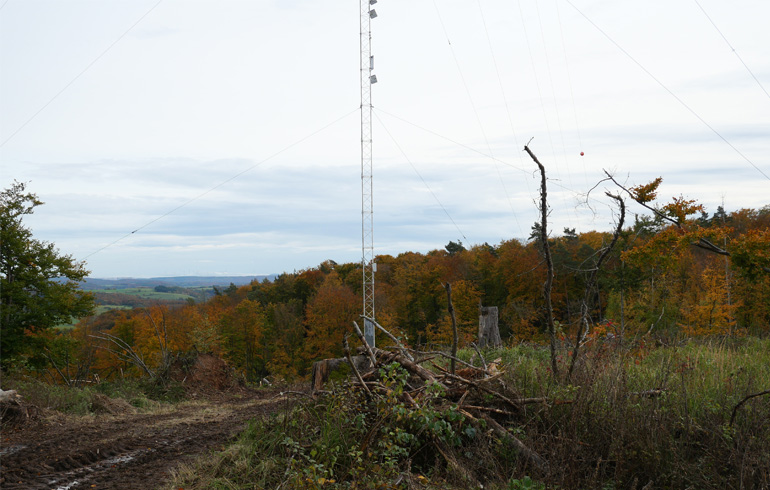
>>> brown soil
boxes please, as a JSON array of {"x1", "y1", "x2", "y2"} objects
[
  {"x1": 168, "y1": 352, "x2": 238, "y2": 396},
  {"x1": 1, "y1": 356, "x2": 290, "y2": 490},
  {"x1": 1, "y1": 389, "x2": 285, "y2": 490}
]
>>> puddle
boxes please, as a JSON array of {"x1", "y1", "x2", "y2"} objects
[
  {"x1": 50, "y1": 448, "x2": 148, "y2": 490},
  {"x1": 0, "y1": 444, "x2": 26, "y2": 457},
  {"x1": 102, "y1": 453, "x2": 137, "y2": 465},
  {"x1": 54, "y1": 482, "x2": 80, "y2": 490}
]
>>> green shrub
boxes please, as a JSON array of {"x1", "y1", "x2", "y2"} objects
[
  {"x1": 6, "y1": 379, "x2": 96, "y2": 415},
  {"x1": 4, "y1": 377, "x2": 181, "y2": 416}
]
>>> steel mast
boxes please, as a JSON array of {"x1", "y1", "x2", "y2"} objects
[{"x1": 360, "y1": 0, "x2": 377, "y2": 347}]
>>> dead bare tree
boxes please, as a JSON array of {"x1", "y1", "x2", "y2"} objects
[
  {"x1": 567, "y1": 192, "x2": 626, "y2": 379},
  {"x1": 524, "y1": 143, "x2": 559, "y2": 378}
]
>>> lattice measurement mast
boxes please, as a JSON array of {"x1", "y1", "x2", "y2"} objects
[{"x1": 360, "y1": 0, "x2": 378, "y2": 347}]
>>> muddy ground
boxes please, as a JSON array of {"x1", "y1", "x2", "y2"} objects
[{"x1": 1, "y1": 389, "x2": 287, "y2": 490}]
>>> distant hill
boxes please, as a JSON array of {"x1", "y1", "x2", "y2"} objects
[{"x1": 81, "y1": 275, "x2": 277, "y2": 290}]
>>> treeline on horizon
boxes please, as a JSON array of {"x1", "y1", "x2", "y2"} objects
[{"x1": 61, "y1": 204, "x2": 769, "y2": 382}]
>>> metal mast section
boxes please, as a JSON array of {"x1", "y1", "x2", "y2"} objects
[{"x1": 360, "y1": 0, "x2": 378, "y2": 347}]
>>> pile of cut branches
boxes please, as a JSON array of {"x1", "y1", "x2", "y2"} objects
[{"x1": 308, "y1": 319, "x2": 567, "y2": 484}]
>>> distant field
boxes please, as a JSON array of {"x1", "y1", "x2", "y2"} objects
[
  {"x1": 80, "y1": 275, "x2": 274, "y2": 290},
  {"x1": 95, "y1": 305, "x2": 132, "y2": 314},
  {"x1": 55, "y1": 286, "x2": 218, "y2": 330},
  {"x1": 86, "y1": 287, "x2": 196, "y2": 301},
  {"x1": 55, "y1": 306, "x2": 133, "y2": 330}
]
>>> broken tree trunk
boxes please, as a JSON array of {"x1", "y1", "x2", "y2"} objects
[
  {"x1": 525, "y1": 143, "x2": 559, "y2": 379},
  {"x1": 478, "y1": 306, "x2": 502, "y2": 348}
]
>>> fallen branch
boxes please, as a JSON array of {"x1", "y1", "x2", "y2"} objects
[
  {"x1": 277, "y1": 391, "x2": 315, "y2": 399},
  {"x1": 730, "y1": 389, "x2": 770, "y2": 427},
  {"x1": 630, "y1": 389, "x2": 666, "y2": 398},
  {"x1": 473, "y1": 372, "x2": 505, "y2": 385},
  {"x1": 412, "y1": 354, "x2": 436, "y2": 365},
  {"x1": 480, "y1": 413, "x2": 549, "y2": 473},
  {"x1": 461, "y1": 405, "x2": 518, "y2": 417},
  {"x1": 458, "y1": 389, "x2": 470, "y2": 407},
  {"x1": 405, "y1": 348, "x2": 489, "y2": 374},
  {"x1": 352, "y1": 321, "x2": 378, "y2": 366},
  {"x1": 435, "y1": 442, "x2": 479, "y2": 486},
  {"x1": 343, "y1": 335, "x2": 371, "y2": 397},
  {"x1": 440, "y1": 370, "x2": 521, "y2": 411},
  {"x1": 362, "y1": 315, "x2": 414, "y2": 362},
  {"x1": 470, "y1": 342, "x2": 487, "y2": 372},
  {"x1": 379, "y1": 350, "x2": 445, "y2": 387}
]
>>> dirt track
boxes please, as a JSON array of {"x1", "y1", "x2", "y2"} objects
[{"x1": 1, "y1": 390, "x2": 285, "y2": 490}]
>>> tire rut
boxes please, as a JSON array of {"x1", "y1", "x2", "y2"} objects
[{"x1": 1, "y1": 393, "x2": 284, "y2": 490}]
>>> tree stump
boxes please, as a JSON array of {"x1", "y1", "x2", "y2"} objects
[
  {"x1": 310, "y1": 355, "x2": 373, "y2": 392},
  {"x1": 0, "y1": 389, "x2": 29, "y2": 427},
  {"x1": 478, "y1": 306, "x2": 501, "y2": 348}
]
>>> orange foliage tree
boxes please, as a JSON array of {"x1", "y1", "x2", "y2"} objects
[
  {"x1": 427, "y1": 279, "x2": 481, "y2": 346},
  {"x1": 218, "y1": 298, "x2": 265, "y2": 380},
  {"x1": 303, "y1": 272, "x2": 360, "y2": 362}
]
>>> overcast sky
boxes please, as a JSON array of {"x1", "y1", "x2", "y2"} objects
[{"x1": 1, "y1": 0, "x2": 768, "y2": 278}]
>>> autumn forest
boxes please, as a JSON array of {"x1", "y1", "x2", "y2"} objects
[
  {"x1": 61, "y1": 199, "x2": 769, "y2": 383},
  {"x1": 4, "y1": 177, "x2": 770, "y2": 489}
]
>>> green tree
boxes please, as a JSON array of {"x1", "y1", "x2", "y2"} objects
[
  {"x1": 445, "y1": 240, "x2": 466, "y2": 255},
  {"x1": 1, "y1": 182, "x2": 94, "y2": 369}
]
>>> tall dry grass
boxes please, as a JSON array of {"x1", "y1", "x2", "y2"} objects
[{"x1": 501, "y1": 337, "x2": 770, "y2": 489}]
